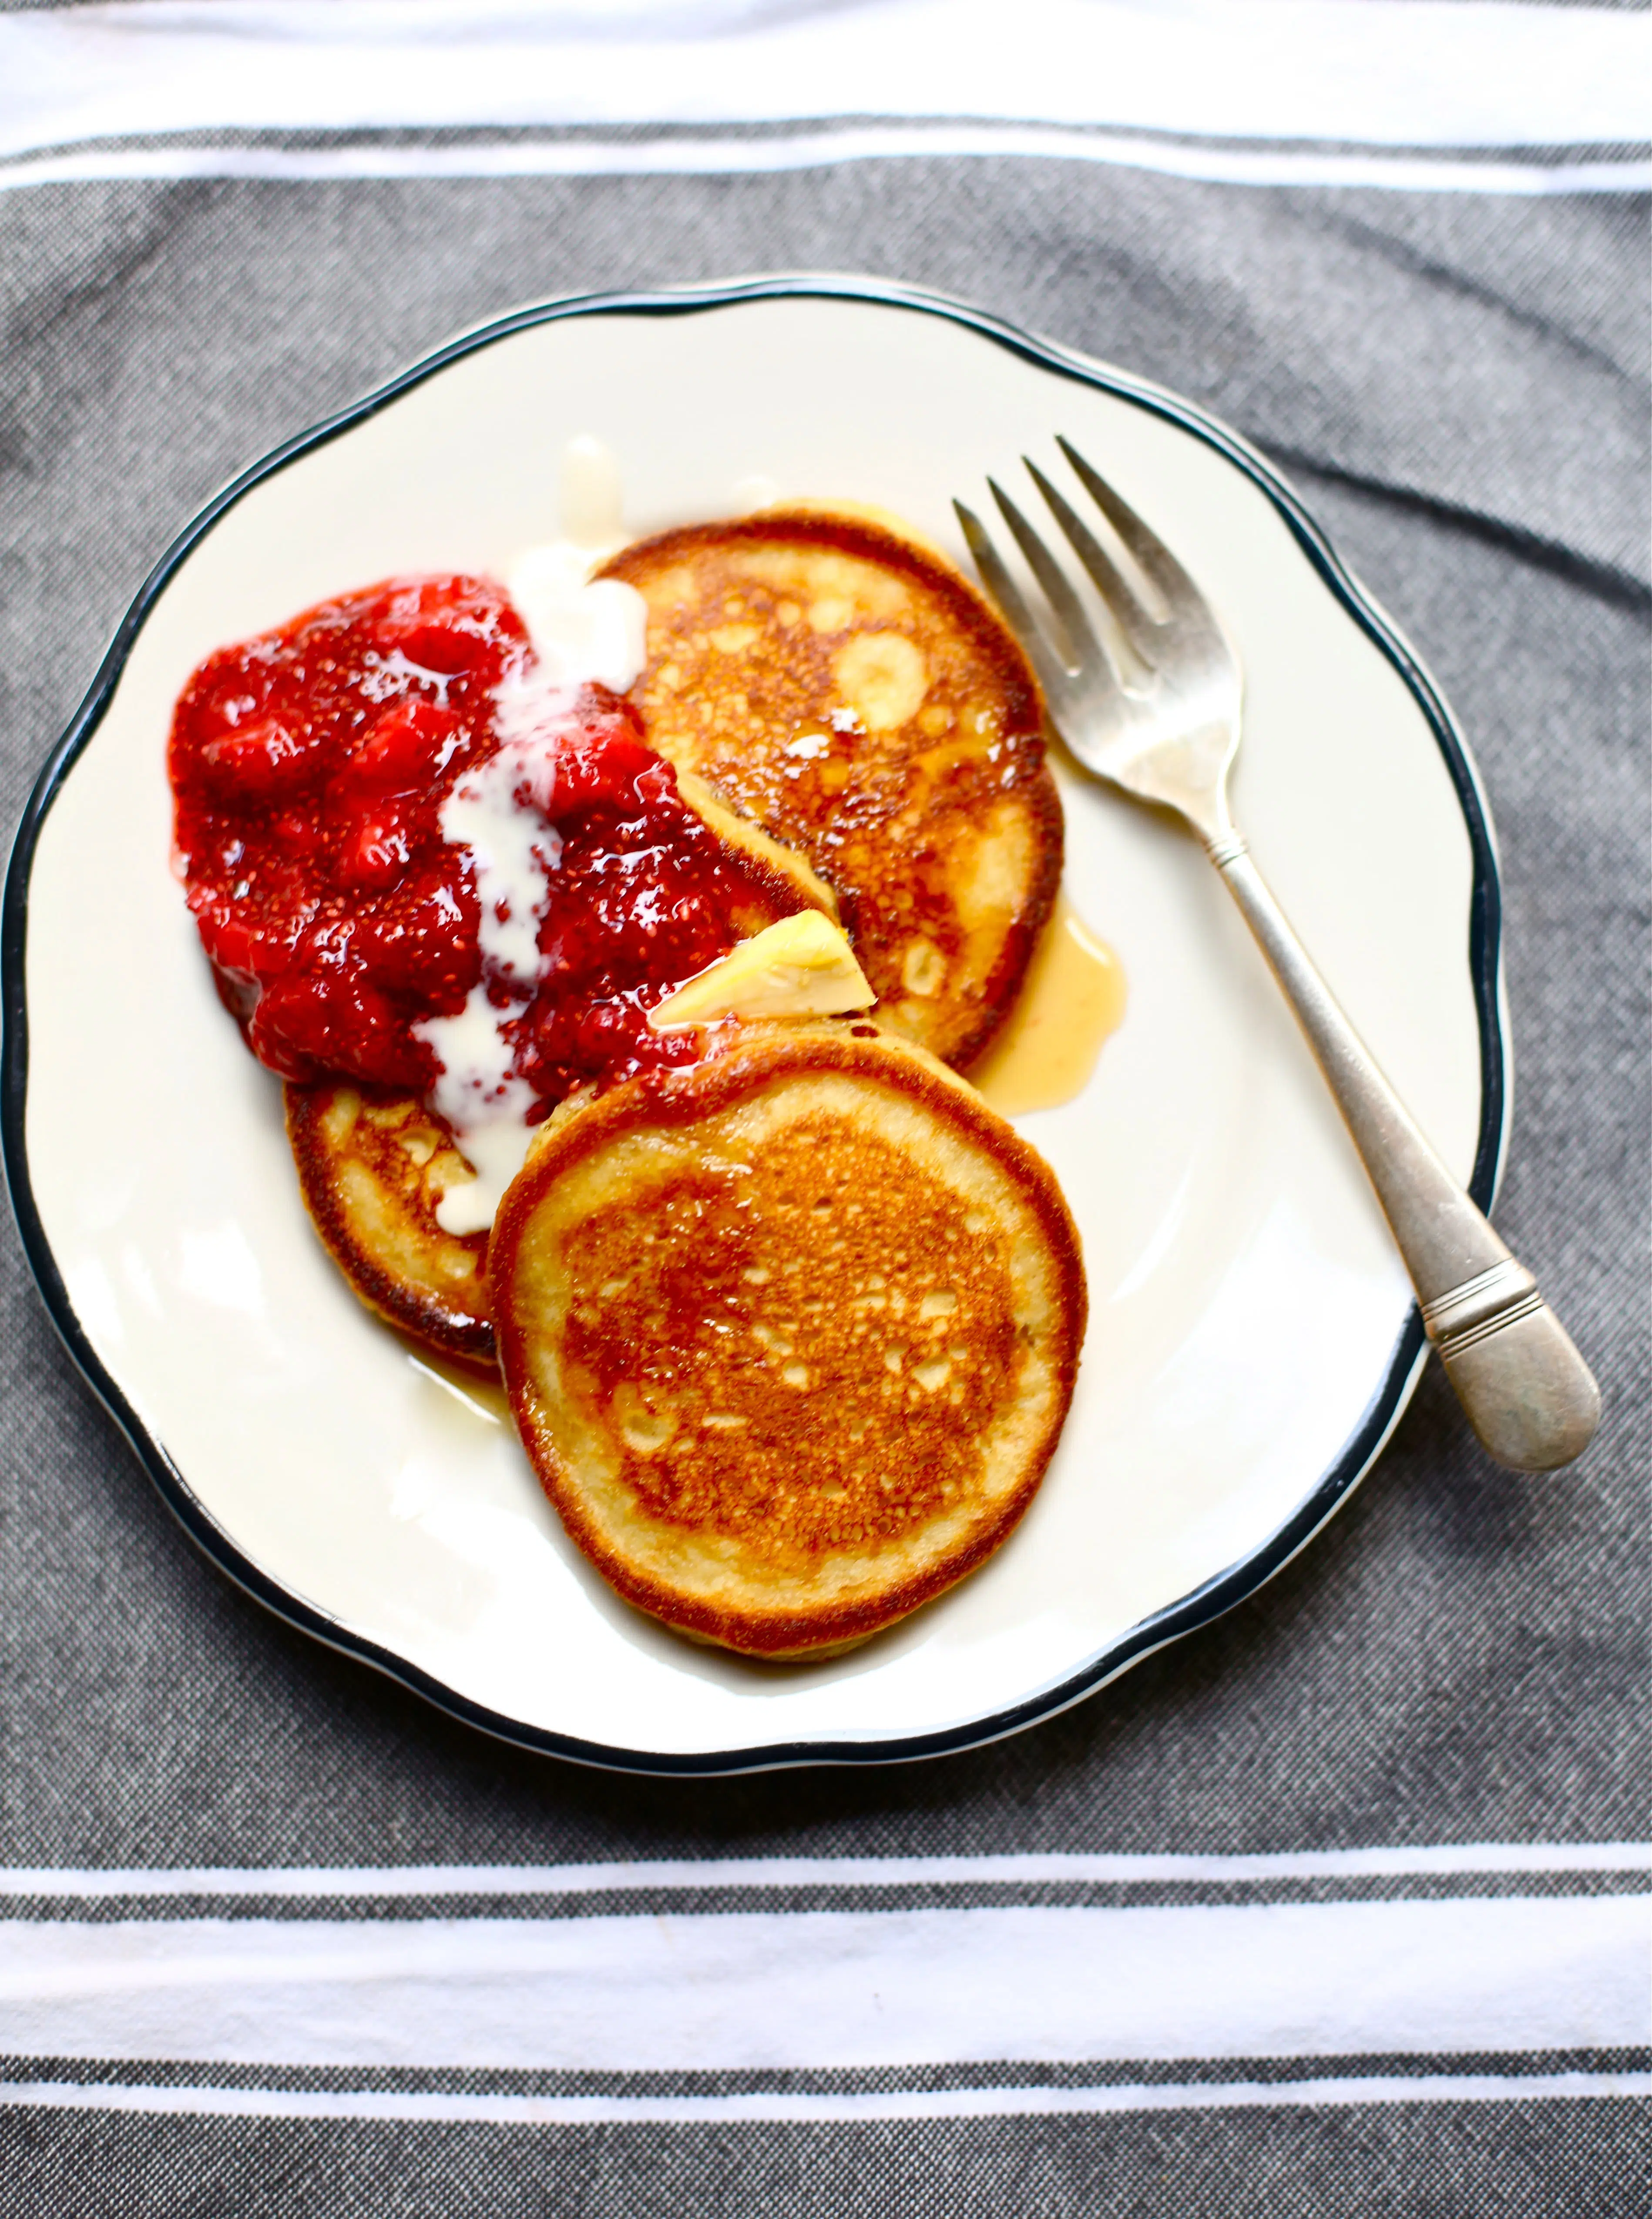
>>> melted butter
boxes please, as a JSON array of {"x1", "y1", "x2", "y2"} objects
[{"x1": 970, "y1": 893, "x2": 1127, "y2": 1116}]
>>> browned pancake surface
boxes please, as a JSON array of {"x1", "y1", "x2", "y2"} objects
[
  {"x1": 490, "y1": 1025, "x2": 1086, "y2": 1656},
  {"x1": 286, "y1": 1081, "x2": 495, "y2": 1369},
  {"x1": 601, "y1": 511, "x2": 1063, "y2": 1069}
]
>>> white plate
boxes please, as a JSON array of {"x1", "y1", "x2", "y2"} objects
[{"x1": 3, "y1": 280, "x2": 1504, "y2": 1771}]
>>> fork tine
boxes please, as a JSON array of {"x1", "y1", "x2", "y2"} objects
[
  {"x1": 987, "y1": 476, "x2": 1106, "y2": 678},
  {"x1": 1055, "y1": 436, "x2": 1203, "y2": 618},
  {"x1": 1024, "y1": 457, "x2": 1157, "y2": 642},
  {"x1": 952, "y1": 499, "x2": 1073, "y2": 712}
]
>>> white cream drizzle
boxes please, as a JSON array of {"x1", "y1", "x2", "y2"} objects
[
  {"x1": 413, "y1": 436, "x2": 647, "y2": 1236},
  {"x1": 506, "y1": 547, "x2": 646, "y2": 696}
]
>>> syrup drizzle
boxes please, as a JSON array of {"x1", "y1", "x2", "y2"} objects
[{"x1": 970, "y1": 892, "x2": 1126, "y2": 1116}]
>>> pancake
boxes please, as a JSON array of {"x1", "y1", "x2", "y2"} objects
[
  {"x1": 287, "y1": 1081, "x2": 496, "y2": 1370},
  {"x1": 599, "y1": 507, "x2": 1063, "y2": 1071},
  {"x1": 488, "y1": 1023, "x2": 1086, "y2": 1658},
  {"x1": 287, "y1": 778, "x2": 840, "y2": 1368}
]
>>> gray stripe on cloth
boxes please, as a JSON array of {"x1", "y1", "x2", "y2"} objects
[
  {"x1": 3, "y1": 2045, "x2": 1648, "y2": 2097},
  {"x1": 2, "y1": 2098, "x2": 1649, "y2": 2218},
  {"x1": 2, "y1": 124, "x2": 1647, "y2": 199},
  {"x1": 2, "y1": 1865, "x2": 1648, "y2": 1923},
  {"x1": 4, "y1": 121, "x2": 1650, "y2": 163},
  {"x1": 3, "y1": 2068, "x2": 1648, "y2": 2121},
  {"x1": 6, "y1": 1841, "x2": 1646, "y2": 1893}
]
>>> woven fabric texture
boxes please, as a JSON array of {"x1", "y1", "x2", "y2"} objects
[{"x1": 0, "y1": 104, "x2": 1647, "y2": 2219}]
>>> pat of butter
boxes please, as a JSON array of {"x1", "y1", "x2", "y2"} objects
[{"x1": 648, "y1": 911, "x2": 875, "y2": 1031}]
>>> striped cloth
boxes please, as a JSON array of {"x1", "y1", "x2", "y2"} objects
[
  {"x1": 3, "y1": 1849, "x2": 1648, "y2": 2123},
  {"x1": 0, "y1": 3, "x2": 1647, "y2": 2212}
]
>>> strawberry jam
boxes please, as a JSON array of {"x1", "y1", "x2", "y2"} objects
[{"x1": 169, "y1": 574, "x2": 800, "y2": 1113}]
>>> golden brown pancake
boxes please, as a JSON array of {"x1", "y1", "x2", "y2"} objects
[
  {"x1": 599, "y1": 508, "x2": 1063, "y2": 1071},
  {"x1": 287, "y1": 1081, "x2": 496, "y2": 1370},
  {"x1": 285, "y1": 781, "x2": 840, "y2": 1368},
  {"x1": 489, "y1": 1023, "x2": 1086, "y2": 1658}
]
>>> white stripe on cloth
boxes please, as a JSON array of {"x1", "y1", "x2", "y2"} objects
[
  {"x1": 1, "y1": 1897, "x2": 1645, "y2": 2071},
  {"x1": 2, "y1": 1843, "x2": 1646, "y2": 1898},
  {"x1": 0, "y1": 2070, "x2": 1646, "y2": 2124},
  {"x1": 0, "y1": 1, "x2": 1646, "y2": 175},
  {"x1": 1, "y1": 128, "x2": 1645, "y2": 198}
]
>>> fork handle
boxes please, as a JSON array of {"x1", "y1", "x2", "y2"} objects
[{"x1": 1211, "y1": 841, "x2": 1599, "y2": 1472}]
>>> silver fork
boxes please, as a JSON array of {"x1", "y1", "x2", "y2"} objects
[{"x1": 957, "y1": 440, "x2": 1599, "y2": 1473}]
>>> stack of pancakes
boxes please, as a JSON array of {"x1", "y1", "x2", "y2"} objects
[{"x1": 290, "y1": 508, "x2": 1085, "y2": 1656}]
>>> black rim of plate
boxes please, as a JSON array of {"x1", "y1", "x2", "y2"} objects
[{"x1": 1, "y1": 276, "x2": 1504, "y2": 1776}]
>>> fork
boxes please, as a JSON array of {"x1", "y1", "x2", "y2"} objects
[{"x1": 957, "y1": 439, "x2": 1599, "y2": 1473}]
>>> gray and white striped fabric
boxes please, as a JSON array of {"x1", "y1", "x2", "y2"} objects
[{"x1": 1, "y1": 3, "x2": 1647, "y2": 2212}]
